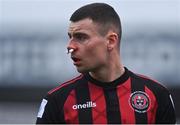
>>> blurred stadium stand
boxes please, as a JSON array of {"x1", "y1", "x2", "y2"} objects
[{"x1": 0, "y1": 25, "x2": 179, "y2": 87}]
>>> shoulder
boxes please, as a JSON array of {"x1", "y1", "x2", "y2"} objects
[
  {"x1": 128, "y1": 69, "x2": 173, "y2": 110},
  {"x1": 128, "y1": 69, "x2": 170, "y2": 94},
  {"x1": 47, "y1": 74, "x2": 84, "y2": 96}
]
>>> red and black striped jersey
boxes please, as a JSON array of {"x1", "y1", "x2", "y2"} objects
[{"x1": 36, "y1": 67, "x2": 176, "y2": 124}]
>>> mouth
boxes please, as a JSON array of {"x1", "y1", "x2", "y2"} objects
[{"x1": 71, "y1": 57, "x2": 81, "y2": 65}]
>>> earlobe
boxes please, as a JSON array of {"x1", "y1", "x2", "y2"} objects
[{"x1": 107, "y1": 41, "x2": 113, "y2": 51}]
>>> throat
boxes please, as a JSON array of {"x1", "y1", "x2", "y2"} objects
[{"x1": 89, "y1": 66, "x2": 125, "y2": 83}]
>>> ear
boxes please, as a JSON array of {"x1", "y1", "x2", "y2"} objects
[{"x1": 107, "y1": 32, "x2": 118, "y2": 51}]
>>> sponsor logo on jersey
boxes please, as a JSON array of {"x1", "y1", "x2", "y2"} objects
[
  {"x1": 129, "y1": 91, "x2": 150, "y2": 113},
  {"x1": 72, "y1": 101, "x2": 96, "y2": 110}
]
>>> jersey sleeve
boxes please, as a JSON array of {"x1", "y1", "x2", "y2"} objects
[
  {"x1": 155, "y1": 92, "x2": 176, "y2": 124},
  {"x1": 36, "y1": 94, "x2": 65, "y2": 124}
]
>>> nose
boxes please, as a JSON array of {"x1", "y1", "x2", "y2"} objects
[{"x1": 67, "y1": 39, "x2": 78, "y2": 54}]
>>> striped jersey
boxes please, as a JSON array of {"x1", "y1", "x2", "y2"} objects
[{"x1": 36, "y1": 67, "x2": 176, "y2": 124}]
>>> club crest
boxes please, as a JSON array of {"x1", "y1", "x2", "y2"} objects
[{"x1": 129, "y1": 91, "x2": 150, "y2": 113}]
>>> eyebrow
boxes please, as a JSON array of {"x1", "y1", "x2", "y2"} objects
[{"x1": 68, "y1": 32, "x2": 88, "y2": 38}]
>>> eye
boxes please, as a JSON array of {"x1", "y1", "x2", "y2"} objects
[
  {"x1": 74, "y1": 33, "x2": 89, "y2": 42},
  {"x1": 68, "y1": 33, "x2": 72, "y2": 39}
]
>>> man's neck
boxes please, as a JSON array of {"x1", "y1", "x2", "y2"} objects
[{"x1": 89, "y1": 60, "x2": 125, "y2": 83}]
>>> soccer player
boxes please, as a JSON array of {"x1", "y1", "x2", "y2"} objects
[{"x1": 36, "y1": 3, "x2": 176, "y2": 124}]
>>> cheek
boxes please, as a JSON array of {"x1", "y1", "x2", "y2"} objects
[{"x1": 85, "y1": 43, "x2": 107, "y2": 62}]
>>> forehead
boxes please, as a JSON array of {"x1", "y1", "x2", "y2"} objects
[{"x1": 68, "y1": 18, "x2": 98, "y2": 34}]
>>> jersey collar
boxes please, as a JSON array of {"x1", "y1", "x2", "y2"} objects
[{"x1": 84, "y1": 67, "x2": 130, "y2": 88}]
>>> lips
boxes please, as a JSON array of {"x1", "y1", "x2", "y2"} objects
[{"x1": 71, "y1": 57, "x2": 81, "y2": 65}]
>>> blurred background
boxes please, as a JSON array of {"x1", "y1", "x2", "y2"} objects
[{"x1": 0, "y1": 0, "x2": 179, "y2": 123}]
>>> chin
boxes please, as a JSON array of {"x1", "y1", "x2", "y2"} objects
[
  {"x1": 77, "y1": 69, "x2": 87, "y2": 73},
  {"x1": 76, "y1": 67, "x2": 89, "y2": 73}
]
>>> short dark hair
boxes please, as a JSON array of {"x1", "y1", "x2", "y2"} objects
[{"x1": 70, "y1": 3, "x2": 122, "y2": 41}]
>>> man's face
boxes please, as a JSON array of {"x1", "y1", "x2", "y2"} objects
[{"x1": 67, "y1": 18, "x2": 109, "y2": 73}]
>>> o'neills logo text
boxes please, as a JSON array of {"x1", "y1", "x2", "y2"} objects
[{"x1": 72, "y1": 101, "x2": 96, "y2": 110}]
